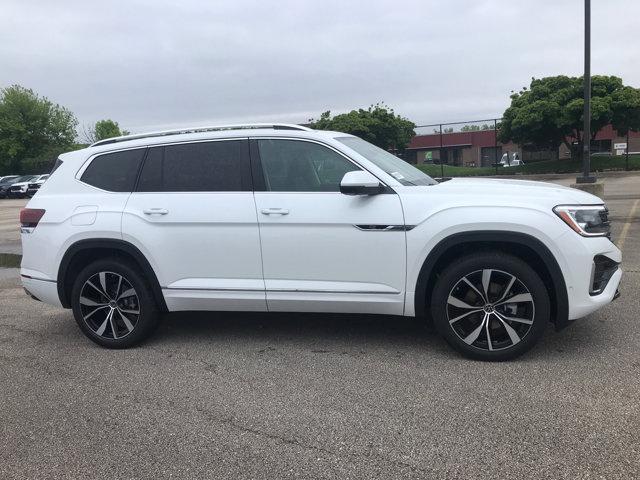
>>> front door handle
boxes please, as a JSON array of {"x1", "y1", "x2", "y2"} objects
[
  {"x1": 143, "y1": 208, "x2": 169, "y2": 215},
  {"x1": 261, "y1": 208, "x2": 289, "y2": 215}
]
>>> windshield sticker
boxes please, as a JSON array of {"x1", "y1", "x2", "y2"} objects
[{"x1": 390, "y1": 172, "x2": 405, "y2": 180}]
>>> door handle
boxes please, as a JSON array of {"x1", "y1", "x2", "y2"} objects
[
  {"x1": 143, "y1": 208, "x2": 169, "y2": 215},
  {"x1": 261, "y1": 208, "x2": 289, "y2": 215}
]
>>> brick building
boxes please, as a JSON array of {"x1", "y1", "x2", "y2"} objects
[{"x1": 406, "y1": 124, "x2": 640, "y2": 167}]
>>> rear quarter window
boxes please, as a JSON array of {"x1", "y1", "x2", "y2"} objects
[
  {"x1": 137, "y1": 140, "x2": 250, "y2": 192},
  {"x1": 80, "y1": 149, "x2": 146, "y2": 192}
]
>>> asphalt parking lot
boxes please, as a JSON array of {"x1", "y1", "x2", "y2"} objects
[{"x1": 1, "y1": 175, "x2": 639, "y2": 479}]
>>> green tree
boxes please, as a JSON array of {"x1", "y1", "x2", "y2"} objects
[
  {"x1": 499, "y1": 75, "x2": 640, "y2": 158},
  {"x1": 309, "y1": 103, "x2": 415, "y2": 150},
  {"x1": 0, "y1": 85, "x2": 77, "y2": 174},
  {"x1": 84, "y1": 119, "x2": 130, "y2": 144},
  {"x1": 611, "y1": 86, "x2": 640, "y2": 138}
]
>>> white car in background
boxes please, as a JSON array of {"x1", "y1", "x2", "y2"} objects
[
  {"x1": 26, "y1": 174, "x2": 50, "y2": 197},
  {"x1": 8, "y1": 174, "x2": 49, "y2": 198},
  {"x1": 19, "y1": 124, "x2": 621, "y2": 360},
  {"x1": 500, "y1": 152, "x2": 524, "y2": 167},
  {"x1": 0, "y1": 175, "x2": 19, "y2": 183}
]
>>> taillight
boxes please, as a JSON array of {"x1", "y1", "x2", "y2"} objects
[{"x1": 20, "y1": 208, "x2": 46, "y2": 228}]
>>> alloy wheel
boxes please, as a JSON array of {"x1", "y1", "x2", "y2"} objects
[
  {"x1": 446, "y1": 269, "x2": 535, "y2": 351},
  {"x1": 79, "y1": 271, "x2": 140, "y2": 339}
]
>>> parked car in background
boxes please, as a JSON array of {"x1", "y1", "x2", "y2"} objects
[
  {"x1": 0, "y1": 175, "x2": 35, "y2": 198},
  {"x1": 19, "y1": 123, "x2": 621, "y2": 361},
  {"x1": 0, "y1": 175, "x2": 19, "y2": 183},
  {"x1": 26, "y1": 174, "x2": 50, "y2": 197},
  {"x1": 8, "y1": 174, "x2": 46, "y2": 198},
  {"x1": 500, "y1": 152, "x2": 524, "y2": 167}
]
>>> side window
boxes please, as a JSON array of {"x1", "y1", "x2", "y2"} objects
[
  {"x1": 137, "y1": 140, "x2": 249, "y2": 192},
  {"x1": 80, "y1": 149, "x2": 145, "y2": 192},
  {"x1": 257, "y1": 139, "x2": 360, "y2": 192}
]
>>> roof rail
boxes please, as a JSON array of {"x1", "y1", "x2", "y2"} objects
[{"x1": 90, "y1": 123, "x2": 313, "y2": 147}]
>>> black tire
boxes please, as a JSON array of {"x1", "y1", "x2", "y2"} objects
[
  {"x1": 431, "y1": 252, "x2": 549, "y2": 361},
  {"x1": 71, "y1": 257, "x2": 159, "y2": 348}
]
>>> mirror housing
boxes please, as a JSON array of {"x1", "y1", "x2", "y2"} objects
[{"x1": 340, "y1": 171, "x2": 384, "y2": 195}]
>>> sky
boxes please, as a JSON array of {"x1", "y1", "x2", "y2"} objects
[{"x1": 1, "y1": 0, "x2": 639, "y2": 136}]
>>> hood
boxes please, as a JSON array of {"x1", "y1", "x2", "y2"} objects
[{"x1": 430, "y1": 177, "x2": 603, "y2": 205}]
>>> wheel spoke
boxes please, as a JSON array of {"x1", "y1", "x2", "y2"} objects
[
  {"x1": 95, "y1": 315, "x2": 110, "y2": 336},
  {"x1": 485, "y1": 314, "x2": 493, "y2": 351},
  {"x1": 495, "y1": 275, "x2": 516, "y2": 304},
  {"x1": 481, "y1": 269, "x2": 492, "y2": 301},
  {"x1": 462, "y1": 277, "x2": 485, "y2": 303},
  {"x1": 118, "y1": 308, "x2": 140, "y2": 315},
  {"x1": 83, "y1": 305, "x2": 109, "y2": 320},
  {"x1": 80, "y1": 296, "x2": 108, "y2": 307},
  {"x1": 493, "y1": 312, "x2": 521, "y2": 345},
  {"x1": 108, "y1": 309, "x2": 118, "y2": 339},
  {"x1": 494, "y1": 311, "x2": 533, "y2": 325},
  {"x1": 449, "y1": 309, "x2": 482, "y2": 324},
  {"x1": 448, "y1": 295, "x2": 479, "y2": 310},
  {"x1": 115, "y1": 275, "x2": 123, "y2": 301},
  {"x1": 116, "y1": 309, "x2": 135, "y2": 333},
  {"x1": 496, "y1": 293, "x2": 533, "y2": 306},
  {"x1": 86, "y1": 280, "x2": 108, "y2": 299},
  {"x1": 99, "y1": 272, "x2": 108, "y2": 299},
  {"x1": 118, "y1": 288, "x2": 136, "y2": 300},
  {"x1": 464, "y1": 313, "x2": 489, "y2": 345}
]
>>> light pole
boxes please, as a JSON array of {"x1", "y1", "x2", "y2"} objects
[{"x1": 577, "y1": 0, "x2": 596, "y2": 183}]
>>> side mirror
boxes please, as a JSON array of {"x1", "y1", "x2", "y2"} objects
[{"x1": 340, "y1": 171, "x2": 384, "y2": 195}]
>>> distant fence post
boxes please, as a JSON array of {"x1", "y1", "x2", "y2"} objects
[
  {"x1": 626, "y1": 131, "x2": 630, "y2": 171},
  {"x1": 494, "y1": 119, "x2": 498, "y2": 174},
  {"x1": 439, "y1": 124, "x2": 444, "y2": 178}
]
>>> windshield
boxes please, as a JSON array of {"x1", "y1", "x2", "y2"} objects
[
  {"x1": 337, "y1": 136, "x2": 436, "y2": 186},
  {"x1": 0, "y1": 177, "x2": 17, "y2": 185},
  {"x1": 13, "y1": 175, "x2": 36, "y2": 183}
]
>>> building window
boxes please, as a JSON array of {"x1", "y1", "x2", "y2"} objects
[
  {"x1": 591, "y1": 139, "x2": 612, "y2": 154},
  {"x1": 480, "y1": 147, "x2": 502, "y2": 167}
]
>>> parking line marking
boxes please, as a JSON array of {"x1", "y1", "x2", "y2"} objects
[{"x1": 618, "y1": 199, "x2": 639, "y2": 251}]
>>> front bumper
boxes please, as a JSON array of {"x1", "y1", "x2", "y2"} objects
[
  {"x1": 570, "y1": 267, "x2": 622, "y2": 319},
  {"x1": 7, "y1": 188, "x2": 27, "y2": 197},
  {"x1": 558, "y1": 232, "x2": 623, "y2": 320}
]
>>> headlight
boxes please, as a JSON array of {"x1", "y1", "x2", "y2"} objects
[{"x1": 553, "y1": 205, "x2": 610, "y2": 237}]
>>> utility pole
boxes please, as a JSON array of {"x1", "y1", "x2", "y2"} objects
[
  {"x1": 494, "y1": 118, "x2": 498, "y2": 174},
  {"x1": 439, "y1": 124, "x2": 444, "y2": 178},
  {"x1": 577, "y1": 0, "x2": 596, "y2": 183},
  {"x1": 626, "y1": 131, "x2": 630, "y2": 171}
]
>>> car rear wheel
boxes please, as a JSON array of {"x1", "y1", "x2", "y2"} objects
[
  {"x1": 71, "y1": 258, "x2": 159, "y2": 348},
  {"x1": 431, "y1": 252, "x2": 549, "y2": 361}
]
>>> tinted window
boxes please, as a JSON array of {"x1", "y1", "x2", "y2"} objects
[
  {"x1": 257, "y1": 139, "x2": 359, "y2": 192},
  {"x1": 81, "y1": 149, "x2": 145, "y2": 192},
  {"x1": 51, "y1": 158, "x2": 63, "y2": 174},
  {"x1": 137, "y1": 140, "x2": 248, "y2": 192}
]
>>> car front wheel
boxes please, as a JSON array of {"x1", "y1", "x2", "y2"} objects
[
  {"x1": 71, "y1": 258, "x2": 159, "y2": 348},
  {"x1": 431, "y1": 252, "x2": 550, "y2": 361}
]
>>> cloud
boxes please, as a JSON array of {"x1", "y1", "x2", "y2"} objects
[{"x1": 1, "y1": 0, "x2": 638, "y2": 133}]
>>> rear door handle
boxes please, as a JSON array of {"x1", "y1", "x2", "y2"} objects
[
  {"x1": 261, "y1": 208, "x2": 289, "y2": 215},
  {"x1": 143, "y1": 208, "x2": 169, "y2": 215}
]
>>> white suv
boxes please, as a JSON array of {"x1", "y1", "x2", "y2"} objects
[{"x1": 20, "y1": 124, "x2": 622, "y2": 360}]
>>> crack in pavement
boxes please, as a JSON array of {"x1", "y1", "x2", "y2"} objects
[{"x1": 192, "y1": 405, "x2": 433, "y2": 476}]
